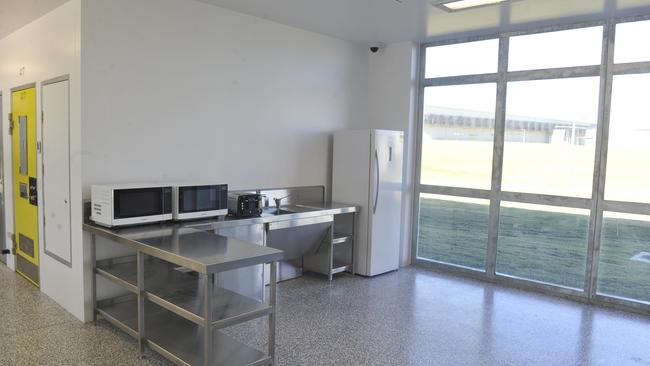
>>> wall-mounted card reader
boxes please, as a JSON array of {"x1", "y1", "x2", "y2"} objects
[{"x1": 29, "y1": 177, "x2": 37, "y2": 206}]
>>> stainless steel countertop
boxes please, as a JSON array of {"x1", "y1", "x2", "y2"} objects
[
  {"x1": 84, "y1": 225, "x2": 283, "y2": 274},
  {"x1": 183, "y1": 201, "x2": 358, "y2": 231},
  {"x1": 83, "y1": 201, "x2": 357, "y2": 273}
]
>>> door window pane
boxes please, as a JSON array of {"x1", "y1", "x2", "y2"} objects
[
  {"x1": 421, "y1": 84, "x2": 496, "y2": 190},
  {"x1": 605, "y1": 74, "x2": 650, "y2": 203},
  {"x1": 597, "y1": 212, "x2": 650, "y2": 304},
  {"x1": 417, "y1": 194, "x2": 489, "y2": 270},
  {"x1": 508, "y1": 27, "x2": 603, "y2": 71},
  {"x1": 497, "y1": 202, "x2": 589, "y2": 289},
  {"x1": 614, "y1": 20, "x2": 650, "y2": 64},
  {"x1": 425, "y1": 39, "x2": 499, "y2": 78},
  {"x1": 502, "y1": 77, "x2": 600, "y2": 197}
]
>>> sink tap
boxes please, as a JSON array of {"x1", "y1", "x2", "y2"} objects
[{"x1": 273, "y1": 195, "x2": 291, "y2": 214}]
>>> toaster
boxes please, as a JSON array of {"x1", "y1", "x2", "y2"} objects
[{"x1": 228, "y1": 193, "x2": 264, "y2": 217}]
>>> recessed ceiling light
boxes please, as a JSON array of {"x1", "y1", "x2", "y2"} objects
[{"x1": 431, "y1": 0, "x2": 518, "y2": 12}]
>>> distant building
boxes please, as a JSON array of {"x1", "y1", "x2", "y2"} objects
[{"x1": 424, "y1": 106, "x2": 597, "y2": 145}]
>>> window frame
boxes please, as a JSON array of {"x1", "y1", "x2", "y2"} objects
[{"x1": 413, "y1": 14, "x2": 650, "y2": 316}]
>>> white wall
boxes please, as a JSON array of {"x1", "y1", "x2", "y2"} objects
[
  {"x1": 81, "y1": 0, "x2": 368, "y2": 193},
  {"x1": 366, "y1": 42, "x2": 419, "y2": 267},
  {"x1": 0, "y1": 0, "x2": 84, "y2": 321},
  {"x1": 80, "y1": 0, "x2": 368, "y2": 320}
]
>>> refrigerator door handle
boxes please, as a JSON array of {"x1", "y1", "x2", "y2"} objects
[{"x1": 373, "y1": 148, "x2": 379, "y2": 215}]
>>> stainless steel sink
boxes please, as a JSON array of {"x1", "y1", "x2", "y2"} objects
[
  {"x1": 262, "y1": 205, "x2": 312, "y2": 216},
  {"x1": 262, "y1": 207, "x2": 297, "y2": 216}
]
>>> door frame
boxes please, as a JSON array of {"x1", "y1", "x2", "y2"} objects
[
  {"x1": 10, "y1": 82, "x2": 39, "y2": 285},
  {"x1": 0, "y1": 91, "x2": 5, "y2": 264},
  {"x1": 41, "y1": 74, "x2": 72, "y2": 267}
]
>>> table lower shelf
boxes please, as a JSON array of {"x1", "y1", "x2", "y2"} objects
[
  {"x1": 332, "y1": 234, "x2": 352, "y2": 245},
  {"x1": 331, "y1": 261, "x2": 352, "y2": 274},
  {"x1": 97, "y1": 296, "x2": 270, "y2": 366},
  {"x1": 147, "y1": 308, "x2": 270, "y2": 366},
  {"x1": 96, "y1": 258, "x2": 271, "y2": 327},
  {"x1": 96, "y1": 296, "x2": 139, "y2": 338}
]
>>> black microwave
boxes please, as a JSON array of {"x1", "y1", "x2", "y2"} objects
[{"x1": 172, "y1": 184, "x2": 228, "y2": 220}]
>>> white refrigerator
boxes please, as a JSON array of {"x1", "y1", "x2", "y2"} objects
[{"x1": 332, "y1": 129, "x2": 404, "y2": 277}]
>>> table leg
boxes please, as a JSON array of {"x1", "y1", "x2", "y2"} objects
[
  {"x1": 204, "y1": 273, "x2": 214, "y2": 366},
  {"x1": 328, "y1": 223, "x2": 334, "y2": 281},
  {"x1": 137, "y1": 251, "x2": 145, "y2": 357},
  {"x1": 91, "y1": 234, "x2": 97, "y2": 324},
  {"x1": 269, "y1": 261, "x2": 277, "y2": 364},
  {"x1": 351, "y1": 213, "x2": 356, "y2": 276}
]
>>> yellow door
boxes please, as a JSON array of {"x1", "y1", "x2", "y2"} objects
[{"x1": 11, "y1": 86, "x2": 39, "y2": 287}]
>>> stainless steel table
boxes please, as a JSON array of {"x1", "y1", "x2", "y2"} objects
[
  {"x1": 85, "y1": 223, "x2": 283, "y2": 366},
  {"x1": 183, "y1": 201, "x2": 359, "y2": 281}
]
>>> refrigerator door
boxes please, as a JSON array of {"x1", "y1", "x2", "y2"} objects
[
  {"x1": 367, "y1": 130, "x2": 403, "y2": 276},
  {"x1": 332, "y1": 130, "x2": 373, "y2": 274}
]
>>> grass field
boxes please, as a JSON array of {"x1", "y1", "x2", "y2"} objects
[
  {"x1": 418, "y1": 127, "x2": 650, "y2": 303},
  {"x1": 417, "y1": 195, "x2": 650, "y2": 304}
]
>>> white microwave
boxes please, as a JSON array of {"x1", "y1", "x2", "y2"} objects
[
  {"x1": 91, "y1": 184, "x2": 173, "y2": 227},
  {"x1": 172, "y1": 184, "x2": 228, "y2": 221}
]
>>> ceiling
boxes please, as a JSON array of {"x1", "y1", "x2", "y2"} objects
[
  {"x1": 197, "y1": 0, "x2": 650, "y2": 43},
  {"x1": 0, "y1": 0, "x2": 68, "y2": 40},
  {"x1": 2, "y1": 0, "x2": 650, "y2": 43}
]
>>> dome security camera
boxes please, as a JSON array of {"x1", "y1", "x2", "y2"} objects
[{"x1": 369, "y1": 43, "x2": 383, "y2": 53}]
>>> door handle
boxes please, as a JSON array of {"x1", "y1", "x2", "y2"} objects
[{"x1": 373, "y1": 149, "x2": 379, "y2": 215}]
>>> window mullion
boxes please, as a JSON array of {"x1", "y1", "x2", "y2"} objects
[
  {"x1": 411, "y1": 44, "x2": 428, "y2": 266},
  {"x1": 486, "y1": 36, "x2": 509, "y2": 278},
  {"x1": 506, "y1": 65, "x2": 601, "y2": 82},
  {"x1": 423, "y1": 73, "x2": 499, "y2": 87},
  {"x1": 612, "y1": 61, "x2": 650, "y2": 75},
  {"x1": 585, "y1": 19, "x2": 616, "y2": 299}
]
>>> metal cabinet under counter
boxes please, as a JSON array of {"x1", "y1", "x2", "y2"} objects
[{"x1": 85, "y1": 223, "x2": 283, "y2": 366}]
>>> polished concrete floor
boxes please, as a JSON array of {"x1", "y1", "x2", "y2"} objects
[{"x1": 2, "y1": 263, "x2": 650, "y2": 366}]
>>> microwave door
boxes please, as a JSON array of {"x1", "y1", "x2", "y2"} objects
[
  {"x1": 177, "y1": 185, "x2": 227, "y2": 220},
  {"x1": 114, "y1": 187, "x2": 171, "y2": 225},
  {"x1": 196, "y1": 186, "x2": 219, "y2": 212},
  {"x1": 180, "y1": 186, "x2": 218, "y2": 213},
  {"x1": 179, "y1": 187, "x2": 209, "y2": 214}
]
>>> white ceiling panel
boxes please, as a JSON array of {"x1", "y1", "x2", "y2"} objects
[
  {"x1": 0, "y1": 0, "x2": 68, "y2": 40},
  {"x1": 197, "y1": 0, "x2": 650, "y2": 43}
]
